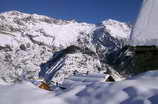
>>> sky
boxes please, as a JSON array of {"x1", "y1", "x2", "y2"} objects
[{"x1": 0, "y1": 0, "x2": 142, "y2": 24}]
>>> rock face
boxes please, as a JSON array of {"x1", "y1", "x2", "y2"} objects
[{"x1": 0, "y1": 11, "x2": 131, "y2": 84}]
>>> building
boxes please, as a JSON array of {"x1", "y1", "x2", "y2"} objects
[{"x1": 129, "y1": 0, "x2": 158, "y2": 74}]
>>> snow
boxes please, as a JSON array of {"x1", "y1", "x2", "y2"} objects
[
  {"x1": 0, "y1": 81, "x2": 65, "y2": 104},
  {"x1": 40, "y1": 52, "x2": 102, "y2": 83},
  {"x1": 102, "y1": 19, "x2": 131, "y2": 39},
  {"x1": 64, "y1": 74, "x2": 106, "y2": 83},
  {"x1": 0, "y1": 9, "x2": 157, "y2": 104},
  {"x1": 1, "y1": 11, "x2": 146, "y2": 104},
  {"x1": 130, "y1": 0, "x2": 158, "y2": 46},
  {"x1": 0, "y1": 11, "x2": 131, "y2": 84},
  {"x1": 0, "y1": 11, "x2": 95, "y2": 48},
  {"x1": 58, "y1": 70, "x2": 158, "y2": 104},
  {"x1": 0, "y1": 71, "x2": 158, "y2": 104},
  {"x1": 0, "y1": 33, "x2": 19, "y2": 47},
  {"x1": 0, "y1": 11, "x2": 130, "y2": 49}
]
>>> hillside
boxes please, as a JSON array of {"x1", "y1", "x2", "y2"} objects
[{"x1": 0, "y1": 11, "x2": 131, "y2": 84}]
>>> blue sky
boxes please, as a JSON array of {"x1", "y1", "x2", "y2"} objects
[{"x1": 0, "y1": 0, "x2": 142, "y2": 23}]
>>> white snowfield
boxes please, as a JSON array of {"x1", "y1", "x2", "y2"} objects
[
  {"x1": 0, "y1": 70, "x2": 158, "y2": 104},
  {"x1": 130, "y1": 0, "x2": 158, "y2": 46}
]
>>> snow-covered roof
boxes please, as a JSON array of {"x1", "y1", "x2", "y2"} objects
[
  {"x1": 130, "y1": 0, "x2": 158, "y2": 46},
  {"x1": 64, "y1": 73, "x2": 109, "y2": 83}
]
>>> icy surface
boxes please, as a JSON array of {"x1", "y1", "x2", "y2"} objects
[{"x1": 130, "y1": 0, "x2": 158, "y2": 46}]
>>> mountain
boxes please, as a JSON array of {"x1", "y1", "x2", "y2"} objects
[{"x1": 0, "y1": 11, "x2": 131, "y2": 84}]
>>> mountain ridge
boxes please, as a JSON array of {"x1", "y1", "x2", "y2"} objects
[{"x1": 0, "y1": 11, "x2": 131, "y2": 84}]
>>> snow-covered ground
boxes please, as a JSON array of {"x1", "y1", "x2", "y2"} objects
[
  {"x1": 59, "y1": 70, "x2": 158, "y2": 104},
  {"x1": 0, "y1": 70, "x2": 158, "y2": 104},
  {"x1": 0, "y1": 81, "x2": 65, "y2": 104}
]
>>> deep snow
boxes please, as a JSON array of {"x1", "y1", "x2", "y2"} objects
[{"x1": 0, "y1": 70, "x2": 158, "y2": 104}]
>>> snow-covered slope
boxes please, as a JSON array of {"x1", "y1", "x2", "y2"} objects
[
  {"x1": 0, "y1": 11, "x2": 131, "y2": 84},
  {"x1": 102, "y1": 19, "x2": 130, "y2": 39},
  {"x1": 0, "y1": 11, "x2": 94, "y2": 48}
]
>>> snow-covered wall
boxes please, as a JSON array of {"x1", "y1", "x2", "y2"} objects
[{"x1": 130, "y1": 0, "x2": 158, "y2": 46}]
